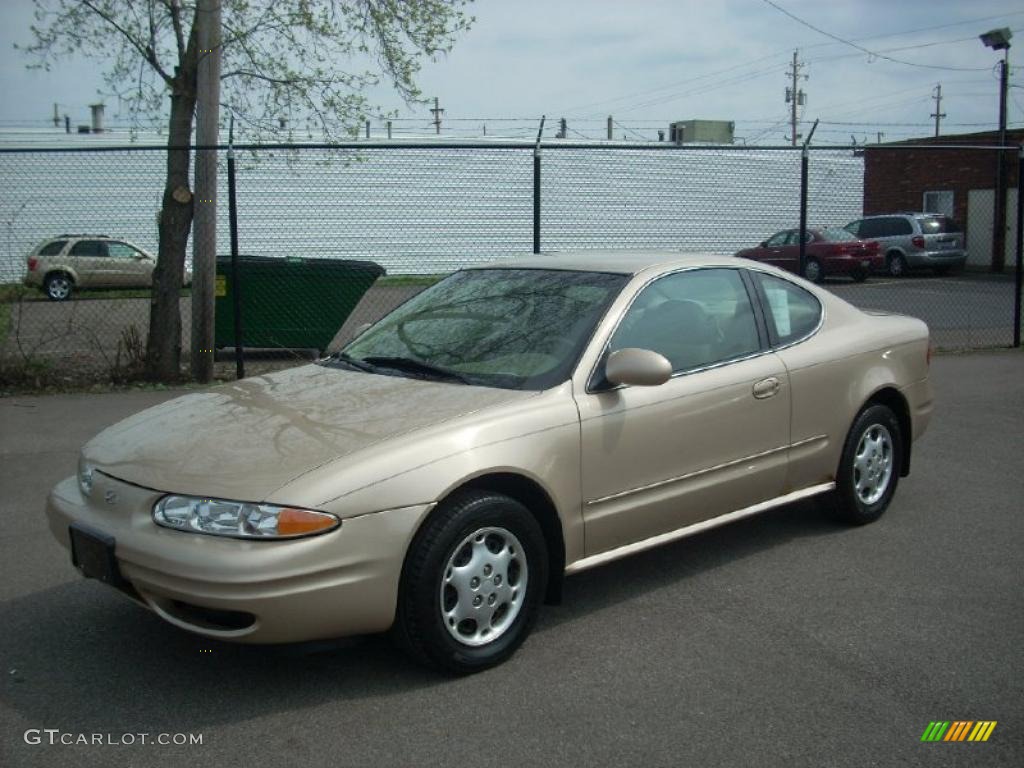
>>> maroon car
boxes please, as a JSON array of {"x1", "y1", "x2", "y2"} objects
[{"x1": 736, "y1": 228, "x2": 882, "y2": 282}]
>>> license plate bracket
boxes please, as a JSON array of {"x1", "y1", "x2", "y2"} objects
[{"x1": 69, "y1": 523, "x2": 125, "y2": 587}]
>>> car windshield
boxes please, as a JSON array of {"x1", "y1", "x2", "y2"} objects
[
  {"x1": 334, "y1": 268, "x2": 628, "y2": 390},
  {"x1": 917, "y1": 216, "x2": 960, "y2": 234},
  {"x1": 821, "y1": 228, "x2": 859, "y2": 242}
]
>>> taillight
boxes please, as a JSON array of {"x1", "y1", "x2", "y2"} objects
[
  {"x1": 27, "y1": 257, "x2": 37, "y2": 271},
  {"x1": 911, "y1": 235, "x2": 925, "y2": 249}
]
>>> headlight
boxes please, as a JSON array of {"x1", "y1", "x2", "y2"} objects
[
  {"x1": 78, "y1": 458, "x2": 95, "y2": 497},
  {"x1": 153, "y1": 495, "x2": 340, "y2": 540}
]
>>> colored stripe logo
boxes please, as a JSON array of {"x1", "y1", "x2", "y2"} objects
[{"x1": 921, "y1": 721, "x2": 997, "y2": 742}]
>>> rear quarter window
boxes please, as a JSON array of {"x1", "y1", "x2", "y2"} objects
[
  {"x1": 887, "y1": 217, "x2": 914, "y2": 236},
  {"x1": 753, "y1": 272, "x2": 822, "y2": 346},
  {"x1": 37, "y1": 240, "x2": 67, "y2": 256}
]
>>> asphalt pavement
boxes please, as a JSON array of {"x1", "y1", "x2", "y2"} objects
[{"x1": 0, "y1": 351, "x2": 1022, "y2": 767}]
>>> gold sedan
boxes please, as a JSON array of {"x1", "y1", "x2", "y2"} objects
[{"x1": 46, "y1": 252, "x2": 933, "y2": 673}]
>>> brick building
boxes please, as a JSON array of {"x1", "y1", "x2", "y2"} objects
[{"x1": 862, "y1": 129, "x2": 1022, "y2": 267}]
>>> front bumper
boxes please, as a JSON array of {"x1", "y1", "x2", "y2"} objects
[{"x1": 46, "y1": 474, "x2": 432, "y2": 643}]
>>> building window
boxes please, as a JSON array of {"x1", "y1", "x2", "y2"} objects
[{"x1": 923, "y1": 190, "x2": 954, "y2": 218}]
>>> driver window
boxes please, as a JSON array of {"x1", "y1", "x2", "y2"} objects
[
  {"x1": 608, "y1": 269, "x2": 761, "y2": 374},
  {"x1": 765, "y1": 231, "x2": 789, "y2": 247}
]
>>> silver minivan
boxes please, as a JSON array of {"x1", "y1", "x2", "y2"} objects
[{"x1": 843, "y1": 214, "x2": 966, "y2": 277}]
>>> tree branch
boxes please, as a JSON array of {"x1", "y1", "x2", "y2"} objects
[
  {"x1": 80, "y1": 0, "x2": 173, "y2": 84},
  {"x1": 166, "y1": 0, "x2": 186, "y2": 62}
]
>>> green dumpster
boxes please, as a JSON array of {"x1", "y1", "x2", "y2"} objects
[{"x1": 215, "y1": 255, "x2": 385, "y2": 353}]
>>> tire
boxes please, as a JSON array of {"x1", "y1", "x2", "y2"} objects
[
  {"x1": 44, "y1": 272, "x2": 73, "y2": 301},
  {"x1": 886, "y1": 253, "x2": 907, "y2": 278},
  {"x1": 804, "y1": 258, "x2": 823, "y2": 283},
  {"x1": 831, "y1": 403, "x2": 902, "y2": 525},
  {"x1": 395, "y1": 490, "x2": 548, "y2": 674}
]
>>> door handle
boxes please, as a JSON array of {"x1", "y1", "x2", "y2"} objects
[{"x1": 752, "y1": 377, "x2": 781, "y2": 399}]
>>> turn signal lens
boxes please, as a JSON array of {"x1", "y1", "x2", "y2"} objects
[
  {"x1": 77, "y1": 457, "x2": 95, "y2": 497},
  {"x1": 277, "y1": 508, "x2": 338, "y2": 536},
  {"x1": 153, "y1": 495, "x2": 340, "y2": 540}
]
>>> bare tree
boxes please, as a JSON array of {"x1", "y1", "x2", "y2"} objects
[{"x1": 21, "y1": 0, "x2": 474, "y2": 381}]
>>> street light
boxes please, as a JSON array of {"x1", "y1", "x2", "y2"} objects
[{"x1": 980, "y1": 27, "x2": 1012, "y2": 272}]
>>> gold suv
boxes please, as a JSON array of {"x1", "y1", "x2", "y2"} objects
[{"x1": 25, "y1": 235, "x2": 157, "y2": 300}]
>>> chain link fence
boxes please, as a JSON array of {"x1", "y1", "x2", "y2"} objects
[{"x1": 0, "y1": 142, "x2": 1020, "y2": 387}]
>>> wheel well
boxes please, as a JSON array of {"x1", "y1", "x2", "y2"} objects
[
  {"x1": 865, "y1": 387, "x2": 912, "y2": 476},
  {"x1": 885, "y1": 248, "x2": 905, "y2": 259},
  {"x1": 44, "y1": 269, "x2": 74, "y2": 284},
  {"x1": 458, "y1": 473, "x2": 566, "y2": 605}
]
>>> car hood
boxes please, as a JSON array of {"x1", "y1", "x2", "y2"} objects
[{"x1": 84, "y1": 364, "x2": 536, "y2": 502}]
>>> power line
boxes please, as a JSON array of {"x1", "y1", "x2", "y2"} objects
[{"x1": 759, "y1": 0, "x2": 990, "y2": 72}]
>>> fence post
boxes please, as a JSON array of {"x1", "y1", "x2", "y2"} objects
[
  {"x1": 798, "y1": 119, "x2": 819, "y2": 280},
  {"x1": 533, "y1": 116, "x2": 545, "y2": 254},
  {"x1": 798, "y1": 145, "x2": 809, "y2": 278},
  {"x1": 227, "y1": 119, "x2": 245, "y2": 378},
  {"x1": 1014, "y1": 144, "x2": 1023, "y2": 348}
]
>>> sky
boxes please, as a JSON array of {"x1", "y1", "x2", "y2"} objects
[{"x1": 0, "y1": 0, "x2": 1021, "y2": 145}]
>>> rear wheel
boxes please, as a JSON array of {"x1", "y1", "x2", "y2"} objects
[
  {"x1": 44, "y1": 272, "x2": 73, "y2": 301},
  {"x1": 831, "y1": 404, "x2": 902, "y2": 525},
  {"x1": 886, "y1": 253, "x2": 907, "y2": 278},
  {"x1": 803, "y1": 258, "x2": 823, "y2": 283},
  {"x1": 395, "y1": 490, "x2": 548, "y2": 674}
]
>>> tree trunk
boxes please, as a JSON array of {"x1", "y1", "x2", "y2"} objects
[{"x1": 145, "y1": 85, "x2": 196, "y2": 381}]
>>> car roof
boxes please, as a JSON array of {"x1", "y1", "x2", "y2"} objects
[{"x1": 474, "y1": 250, "x2": 749, "y2": 276}]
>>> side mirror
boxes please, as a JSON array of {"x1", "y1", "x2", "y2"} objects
[{"x1": 605, "y1": 348, "x2": 672, "y2": 387}]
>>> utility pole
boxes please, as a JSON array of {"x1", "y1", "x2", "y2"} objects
[
  {"x1": 607, "y1": 115, "x2": 613, "y2": 140},
  {"x1": 430, "y1": 97, "x2": 444, "y2": 134},
  {"x1": 191, "y1": 0, "x2": 221, "y2": 383},
  {"x1": 930, "y1": 84, "x2": 946, "y2": 137},
  {"x1": 52, "y1": 103, "x2": 59, "y2": 128},
  {"x1": 557, "y1": 117, "x2": 567, "y2": 139},
  {"x1": 785, "y1": 50, "x2": 807, "y2": 147}
]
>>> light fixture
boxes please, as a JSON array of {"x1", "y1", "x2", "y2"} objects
[{"x1": 979, "y1": 27, "x2": 1012, "y2": 51}]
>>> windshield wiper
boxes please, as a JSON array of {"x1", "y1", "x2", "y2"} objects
[
  {"x1": 323, "y1": 352, "x2": 378, "y2": 373},
  {"x1": 361, "y1": 355, "x2": 471, "y2": 384}
]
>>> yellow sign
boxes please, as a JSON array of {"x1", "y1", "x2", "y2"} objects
[{"x1": 215, "y1": 275, "x2": 226, "y2": 297}]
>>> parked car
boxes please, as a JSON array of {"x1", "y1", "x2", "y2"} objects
[
  {"x1": 46, "y1": 252, "x2": 933, "y2": 673},
  {"x1": 735, "y1": 228, "x2": 882, "y2": 283},
  {"x1": 843, "y1": 213, "x2": 966, "y2": 276},
  {"x1": 23, "y1": 235, "x2": 190, "y2": 300}
]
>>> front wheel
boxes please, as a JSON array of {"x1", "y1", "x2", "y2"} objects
[
  {"x1": 830, "y1": 404, "x2": 902, "y2": 525},
  {"x1": 395, "y1": 490, "x2": 548, "y2": 674}
]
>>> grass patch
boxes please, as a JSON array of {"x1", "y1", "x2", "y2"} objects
[{"x1": 0, "y1": 283, "x2": 190, "y2": 302}]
